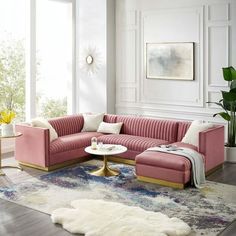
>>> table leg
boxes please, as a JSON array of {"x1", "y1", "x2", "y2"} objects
[
  {"x1": 90, "y1": 155, "x2": 120, "y2": 177},
  {"x1": 0, "y1": 139, "x2": 5, "y2": 176},
  {"x1": 0, "y1": 138, "x2": 23, "y2": 176}
]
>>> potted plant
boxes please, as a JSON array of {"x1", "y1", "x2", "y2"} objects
[
  {"x1": 0, "y1": 110, "x2": 16, "y2": 137},
  {"x1": 208, "y1": 66, "x2": 236, "y2": 162}
]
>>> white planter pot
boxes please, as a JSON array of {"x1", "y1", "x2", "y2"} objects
[
  {"x1": 225, "y1": 146, "x2": 236, "y2": 163},
  {"x1": 1, "y1": 123, "x2": 14, "y2": 137}
]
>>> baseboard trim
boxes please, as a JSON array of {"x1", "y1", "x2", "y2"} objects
[
  {"x1": 137, "y1": 175, "x2": 185, "y2": 189},
  {"x1": 206, "y1": 163, "x2": 223, "y2": 177}
]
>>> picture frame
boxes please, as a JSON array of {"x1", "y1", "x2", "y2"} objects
[{"x1": 146, "y1": 42, "x2": 194, "y2": 80}]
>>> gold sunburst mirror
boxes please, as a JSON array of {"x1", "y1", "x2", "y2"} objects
[
  {"x1": 80, "y1": 46, "x2": 102, "y2": 76},
  {"x1": 86, "y1": 55, "x2": 93, "y2": 65}
]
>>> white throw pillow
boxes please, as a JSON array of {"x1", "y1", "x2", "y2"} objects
[
  {"x1": 182, "y1": 120, "x2": 214, "y2": 147},
  {"x1": 31, "y1": 117, "x2": 58, "y2": 142},
  {"x1": 81, "y1": 113, "x2": 105, "y2": 132},
  {"x1": 97, "y1": 122, "x2": 123, "y2": 134}
]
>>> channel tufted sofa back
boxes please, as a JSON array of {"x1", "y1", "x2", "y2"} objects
[
  {"x1": 116, "y1": 116, "x2": 179, "y2": 142},
  {"x1": 176, "y1": 122, "x2": 191, "y2": 142},
  {"x1": 49, "y1": 114, "x2": 118, "y2": 137},
  {"x1": 48, "y1": 114, "x2": 194, "y2": 143},
  {"x1": 103, "y1": 114, "x2": 118, "y2": 123},
  {"x1": 49, "y1": 115, "x2": 84, "y2": 137}
]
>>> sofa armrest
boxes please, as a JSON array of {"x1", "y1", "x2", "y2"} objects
[
  {"x1": 15, "y1": 124, "x2": 50, "y2": 167},
  {"x1": 199, "y1": 125, "x2": 225, "y2": 172}
]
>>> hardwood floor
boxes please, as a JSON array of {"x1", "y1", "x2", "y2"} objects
[
  {"x1": 0, "y1": 153, "x2": 236, "y2": 236},
  {"x1": 207, "y1": 162, "x2": 236, "y2": 186},
  {"x1": 0, "y1": 198, "x2": 74, "y2": 236},
  {"x1": 218, "y1": 219, "x2": 236, "y2": 236}
]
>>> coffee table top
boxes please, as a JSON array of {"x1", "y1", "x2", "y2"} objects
[{"x1": 85, "y1": 144, "x2": 127, "y2": 156}]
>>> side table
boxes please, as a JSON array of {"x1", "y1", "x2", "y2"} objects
[{"x1": 0, "y1": 132, "x2": 23, "y2": 176}]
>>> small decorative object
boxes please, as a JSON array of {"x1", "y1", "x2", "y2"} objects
[
  {"x1": 79, "y1": 45, "x2": 102, "y2": 76},
  {"x1": 146, "y1": 42, "x2": 194, "y2": 80},
  {"x1": 167, "y1": 145, "x2": 178, "y2": 151},
  {"x1": 91, "y1": 137, "x2": 97, "y2": 150},
  {"x1": 97, "y1": 142, "x2": 103, "y2": 150},
  {"x1": 0, "y1": 110, "x2": 16, "y2": 137},
  {"x1": 207, "y1": 66, "x2": 236, "y2": 162}
]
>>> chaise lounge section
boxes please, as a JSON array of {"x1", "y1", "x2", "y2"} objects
[
  {"x1": 15, "y1": 114, "x2": 225, "y2": 188},
  {"x1": 135, "y1": 124, "x2": 224, "y2": 188}
]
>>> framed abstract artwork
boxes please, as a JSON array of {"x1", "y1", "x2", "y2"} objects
[{"x1": 146, "y1": 42, "x2": 194, "y2": 80}]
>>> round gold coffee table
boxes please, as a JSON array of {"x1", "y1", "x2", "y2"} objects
[
  {"x1": 0, "y1": 132, "x2": 23, "y2": 176},
  {"x1": 85, "y1": 144, "x2": 127, "y2": 177}
]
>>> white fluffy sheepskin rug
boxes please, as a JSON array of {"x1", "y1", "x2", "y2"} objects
[{"x1": 51, "y1": 199, "x2": 191, "y2": 236}]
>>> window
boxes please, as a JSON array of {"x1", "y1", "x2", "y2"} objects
[
  {"x1": 0, "y1": 0, "x2": 26, "y2": 121},
  {"x1": 36, "y1": 0, "x2": 74, "y2": 118},
  {"x1": 0, "y1": 0, "x2": 75, "y2": 121}
]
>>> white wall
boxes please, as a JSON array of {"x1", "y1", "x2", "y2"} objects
[
  {"x1": 107, "y1": 0, "x2": 116, "y2": 114},
  {"x1": 76, "y1": 0, "x2": 115, "y2": 114},
  {"x1": 116, "y1": 0, "x2": 236, "y2": 122}
]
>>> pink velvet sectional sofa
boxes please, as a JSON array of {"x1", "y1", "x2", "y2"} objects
[{"x1": 15, "y1": 114, "x2": 224, "y2": 189}]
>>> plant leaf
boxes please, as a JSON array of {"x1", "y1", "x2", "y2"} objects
[
  {"x1": 207, "y1": 101, "x2": 226, "y2": 110},
  {"x1": 223, "y1": 67, "x2": 233, "y2": 81},
  {"x1": 223, "y1": 99, "x2": 236, "y2": 111},
  {"x1": 230, "y1": 66, "x2": 236, "y2": 80},
  {"x1": 222, "y1": 91, "x2": 236, "y2": 102},
  {"x1": 230, "y1": 88, "x2": 236, "y2": 94},
  {"x1": 230, "y1": 80, "x2": 236, "y2": 91},
  {"x1": 213, "y1": 112, "x2": 231, "y2": 121}
]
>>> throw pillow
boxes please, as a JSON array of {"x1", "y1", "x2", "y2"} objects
[
  {"x1": 31, "y1": 117, "x2": 58, "y2": 142},
  {"x1": 182, "y1": 120, "x2": 214, "y2": 147},
  {"x1": 97, "y1": 122, "x2": 123, "y2": 134},
  {"x1": 81, "y1": 113, "x2": 105, "y2": 132}
]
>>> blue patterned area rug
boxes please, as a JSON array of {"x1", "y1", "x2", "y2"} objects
[{"x1": 0, "y1": 160, "x2": 236, "y2": 236}]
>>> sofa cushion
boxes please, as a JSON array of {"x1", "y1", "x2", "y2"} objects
[
  {"x1": 97, "y1": 134, "x2": 169, "y2": 153},
  {"x1": 81, "y1": 113, "x2": 105, "y2": 132},
  {"x1": 49, "y1": 115, "x2": 84, "y2": 137},
  {"x1": 31, "y1": 117, "x2": 58, "y2": 142},
  {"x1": 116, "y1": 116, "x2": 178, "y2": 142},
  {"x1": 136, "y1": 151, "x2": 191, "y2": 171},
  {"x1": 50, "y1": 132, "x2": 103, "y2": 154},
  {"x1": 97, "y1": 122, "x2": 123, "y2": 134},
  {"x1": 182, "y1": 120, "x2": 214, "y2": 147},
  {"x1": 176, "y1": 122, "x2": 191, "y2": 142}
]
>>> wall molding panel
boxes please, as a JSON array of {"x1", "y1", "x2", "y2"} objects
[
  {"x1": 207, "y1": 25, "x2": 229, "y2": 88},
  {"x1": 116, "y1": 0, "x2": 236, "y2": 122},
  {"x1": 116, "y1": 8, "x2": 139, "y2": 109},
  {"x1": 208, "y1": 3, "x2": 230, "y2": 22},
  {"x1": 120, "y1": 29, "x2": 137, "y2": 84},
  {"x1": 120, "y1": 87, "x2": 136, "y2": 103},
  {"x1": 138, "y1": 7, "x2": 204, "y2": 107}
]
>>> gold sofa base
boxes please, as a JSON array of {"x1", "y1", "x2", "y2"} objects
[
  {"x1": 19, "y1": 156, "x2": 91, "y2": 172},
  {"x1": 137, "y1": 175, "x2": 185, "y2": 189},
  {"x1": 19, "y1": 156, "x2": 224, "y2": 189}
]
